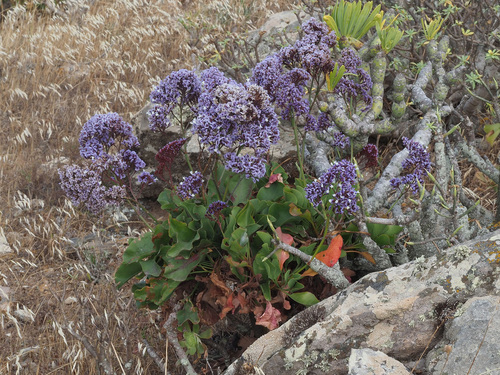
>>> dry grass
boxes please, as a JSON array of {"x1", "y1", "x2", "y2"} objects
[{"x1": 0, "y1": 0, "x2": 296, "y2": 373}]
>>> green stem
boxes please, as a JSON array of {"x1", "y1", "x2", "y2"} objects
[{"x1": 126, "y1": 198, "x2": 155, "y2": 230}]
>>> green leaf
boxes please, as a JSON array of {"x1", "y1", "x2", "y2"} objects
[
  {"x1": 289, "y1": 292, "x2": 320, "y2": 306},
  {"x1": 163, "y1": 251, "x2": 207, "y2": 281},
  {"x1": 167, "y1": 218, "x2": 200, "y2": 257},
  {"x1": 367, "y1": 222, "x2": 403, "y2": 248},
  {"x1": 177, "y1": 301, "x2": 200, "y2": 326},
  {"x1": 228, "y1": 175, "x2": 254, "y2": 205},
  {"x1": 257, "y1": 182, "x2": 284, "y2": 201},
  {"x1": 122, "y1": 232, "x2": 155, "y2": 263},
  {"x1": 115, "y1": 262, "x2": 142, "y2": 289},
  {"x1": 236, "y1": 203, "x2": 255, "y2": 228},
  {"x1": 198, "y1": 328, "x2": 213, "y2": 339},
  {"x1": 158, "y1": 189, "x2": 181, "y2": 210},
  {"x1": 182, "y1": 331, "x2": 201, "y2": 356},
  {"x1": 260, "y1": 282, "x2": 272, "y2": 301},
  {"x1": 139, "y1": 259, "x2": 162, "y2": 277},
  {"x1": 156, "y1": 280, "x2": 181, "y2": 305}
]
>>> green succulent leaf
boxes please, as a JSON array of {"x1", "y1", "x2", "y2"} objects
[{"x1": 289, "y1": 292, "x2": 320, "y2": 306}]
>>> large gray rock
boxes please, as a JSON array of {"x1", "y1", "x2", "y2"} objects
[
  {"x1": 223, "y1": 230, "x2": 500, "y2": 375},
  {"x1": 348, "y1": 348, "x2": 411, "y2": 375},
  {"x1": 426, "y1": 295, "x2": 500, "y2": 375}
]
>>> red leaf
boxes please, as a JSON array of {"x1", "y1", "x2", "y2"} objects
[
  {"x1": 276, "y1": 249, "x2": 289, "y2": 271},
  {"x1": 265, "y1": 173, "x2": 283, "y2": 188},
  {"x1": 315, "y1": 234, "x2": 343, "y2": 267},
  {"x1": 219, "y1": 293, "x2": 235, "y2": 319},
  {"x1": 276, "y1": 227, "x2": 293, "y2": 245},
  {"x1": 302, "y1": 235, "x2": 343, "y2": 276},
  {"x1": 255, "y1": 301, "x2": 282, "y2": 330}
]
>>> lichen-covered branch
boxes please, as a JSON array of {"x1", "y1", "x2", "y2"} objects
[
  {"x1": 273, "y1": 240, "x2": 350, "y2": 289},
  {"x1": 411, "y1": 61, "x2": 433, "y2": 112},
  {"x1": 163, "y1": 305, "x2": 197, "y2": 375}
]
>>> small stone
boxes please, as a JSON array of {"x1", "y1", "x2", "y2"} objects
[
  {"x1": 0, "y1": 286, "x2": 10, "y2": 312},
  {"x1": 64, "y1": 296, "x2": 78, "y2": 305},
  {"x1": 14, "y1": 306, "x2": 35, "y2": 323},
  {"x1": 0, "y1": 229, "x2": 13, "y2": 256}
]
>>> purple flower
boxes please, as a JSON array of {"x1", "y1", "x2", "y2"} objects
[
  {"x1": 150, "y1": 69, "x2": 201, "y2": 107},
  {"x1": 177, "y1": 171, "x2": 204, "y2": 200},
  {"x1": 251, "y1": 55, "x2": 310, "y2": 120},
  {"x1": 138, "y1": 171, "x2": 156, "y2": 185},
  {"x1": 79, "y1": 113, "x2": 139, "y2": 159},
  {"x1": 59, "y1": 164, "x2": 126, "y2": 214},
  {"x1": 359, "y1": 144, "x2": 378, "y2": 167},
  {"x1": 390, "y1": 137, "x2": 432, "y2": 194},
  {"x1": 192, "y1": 79, "x2": 279, "y2": 181},
  {"x1": 223, "y1": 153, "x2": 267, "y2": 182},
  {"x1": 305, "y1": 159, "x2": 359, "y2": 214},
  {"x1": 147, "y1": 105, "x2": 171, "y2": 132},
  {"x1": 205, "y1": 200, "x2": 228, "y2": 220},
  {"x1": 305, "y1": 112, "x2": 332, "y2": 132},
  {"x1": 335, "y1": 48, "x2": 373, "y2": 111},
  {"x1": 148, "y1": 69, "x2": 201, "y2": 132},
  {"x1": 283, "y1": 18, "x2": 336, "y2": 75},
  {"x1": 331, "y1": 132, "x2": 350, "y2": 149}
]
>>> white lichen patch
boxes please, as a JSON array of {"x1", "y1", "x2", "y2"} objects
[
  {"x1": 333, "y1": 314, "x2": 353, "y2": 330},
  {"x1": 488, "y1": 233, "x2": 500, "y2": 242},
  {"x1": 446, "y1": 252, "x2": 481, "y2": 291},
  {"x1": 284, "y1": 339, "x2": 308, "y2": 364},
  {"x1": 452, "y1": 245, "x2": 472, "y2": 261}
]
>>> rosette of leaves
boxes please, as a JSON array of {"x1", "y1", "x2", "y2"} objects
[{"x1": 323, "y1": 0, "x2": 382, "y2": 49}]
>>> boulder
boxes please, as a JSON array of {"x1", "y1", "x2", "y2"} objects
[
  {"x1": 223, "y1": 230, "x2": 500, "y2": 375},
  {"x1": 0, "y1": 229, "x2": 13, "y2": 256},
  {"x1": 348, "y1": 348, "x2": 411, "y2": 375},
  {"x1": 426, "y1": 295, "x2": 500, "y2": 375}
]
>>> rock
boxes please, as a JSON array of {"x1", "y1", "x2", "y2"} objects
[
  {"x1": 348, "y1": 348, "x2": 411, "y2": 375},
  {"x1": 64, "y1": 296, "x2": 78, "y2": 305},
  {"x1": 14, "y1": 306, "x2": 35, "y2": 323},
  {"x1": 223, "y1": 230, "x2": 500, "y2": 375},
  {"x1": 0, "y1": 229, "x2": 13, "y2": 256},
  {"x1": 426, "y1": 295, "x2": 500, "y2": 375},
  {"x1": 0, "y1": 286, "x2": 10, "y2": 312}
]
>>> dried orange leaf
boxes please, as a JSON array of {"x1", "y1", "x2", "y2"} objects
[{"x1": 315, "y1": 234, "x2": 343, "y2": 267}]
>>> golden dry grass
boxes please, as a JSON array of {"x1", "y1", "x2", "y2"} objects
[{"x1": 0, "y1": 0, "x2": 297, "y2": 373}]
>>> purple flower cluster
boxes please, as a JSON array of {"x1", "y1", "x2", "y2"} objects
[
  {"x1": 331, "y1": 132, "x2": 350, "y2": 150},
  {"x1": 193, "y1": 70, "x2": 279, "y2": 180},
  {"x1": 251, "y1": 18, "x2": 337, "y2": 129},
  {"x1": 155, "y1": 138, "x2": 187, "y2": 178},
  {"x1": 305, "y1": 159, "x2": 359, "y2": 215},
  {"x1": 60, "y1": 113, "x2": 149, "y2": 213},
  {"x1": 359, "y1": 144, "x2": 378, "y2": 167},
  {"x1": 148, "y1": 69, "x2": 201, "y2": 132},
  {"x1": 177, "y1": 171, "x2": 204, "y2": 200},
  {"x1": 335, "y1": 48, "x2": 373, "y2": 111},
  {"x1": 137, "y1": 171, "x2": 156, "y2": 185},
  {"x1": 223, "y1": 152, "x2": 267, "y2": 181},
  {"x1": 390, "y1": 137, "x2": 432, "y2": 194},
  {"x1": 59, "y1": 164, "x2": 126, "y2": 214},
  {"x1": 251, "y1": 56, "x2": 310, "y2": 120},
  {"x1": 291, "y1": 18, "x2": 337, "y2": 75},
  {"x1": 205, "y1": 200, "x2": 228, "y2": 220},
  {"x1": 79, "y1": 113, "x2": 139, "y2": 159},
  {"x1": 305, "y1": 112, "x2": 332, "y2": 132}
]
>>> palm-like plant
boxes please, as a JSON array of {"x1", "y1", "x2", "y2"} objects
[{"x1": 323, "y1": 0, "x2": 382, "y2": 48}]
